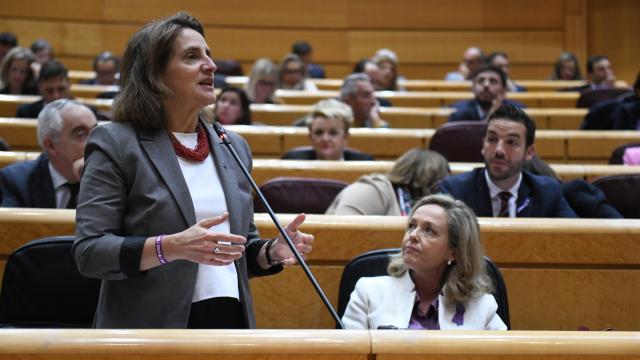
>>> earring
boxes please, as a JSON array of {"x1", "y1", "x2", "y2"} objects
[{"x1": 447, "y1": 260, "x2": 452, "y2": 266}]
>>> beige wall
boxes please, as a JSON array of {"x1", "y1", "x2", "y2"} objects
[{"x1": 0, "y1": 0, "x2": 635, "y2": 82}]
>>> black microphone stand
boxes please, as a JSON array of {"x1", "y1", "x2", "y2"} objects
[{"x1": 212, "y1": 122, "x2": 345, "y2": 329}]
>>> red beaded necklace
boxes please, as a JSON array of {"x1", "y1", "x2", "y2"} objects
[{"x1": 168, "y1": 124, "x2": 210, "y2": 161}]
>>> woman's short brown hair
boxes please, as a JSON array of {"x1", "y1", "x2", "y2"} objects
[
  {"x1": 386, "y1": 148, "x2": 449, "y2": 201},
  {"x1": 113, "y1": 12, "x2": 204, "y2": 130}
]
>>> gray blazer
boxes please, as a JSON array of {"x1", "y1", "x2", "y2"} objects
[{"x1": 73, "y1": 120, "x2": 279, "y2": 328}]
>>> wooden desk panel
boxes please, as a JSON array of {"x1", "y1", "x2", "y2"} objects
[{"x1": 0, "y1": 95, "x2": 112, "y2": 118}]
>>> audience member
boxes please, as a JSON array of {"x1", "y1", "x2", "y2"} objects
[
  {"x1": 0, "y1": 32, "x2": 18, "y2": 63},
  {"x1": 0, "y1": 99, "x2": 97, "y2": 208},
  {"x1": 353, "y1": 59, "x2": 385, "y2": 91},
  {"x1": 448, "y1": 65, "x2": 523, "y2": 122},
  {"x1": 612, "y1": 71, "x2": 640, "y2": 130},
  {"x1": 436, "y1": 104, "x2": 577, "y2": 218},
  {"x1": 283, "y1": 99, "x2": 373, "y2": 161},
  {"x1": 278, "y1": 53, "x2": 317, "y2": 91},
  {"x1": 522, "y1": 154, "x2": 622, "y2": 218},
  {"x1": 445, "y1": 46, "x2": 485, "y2": 81},
  {"x1": 214, "y1": 87, "x2": 252, "y2": 125},
  {"x1": 29, "y1": 39, "x2": 54, "y2": 78},
  {"x1": 80, "y1": 51, "x2": 120, "y2": 86},
  {"x1": 340, "y1": 73, "x2": 388, "y2": 128},
  {"x1": 549, "y1": 52, "x2": 583, "y2": 80},
  {"x1": 342, "y1": 194, "x2": 507, "y2": 330},
  {"x1": 575, "y1": 55, "x2": 616, "y2": 93},
  {"x1": 292, "y1": 40, "x2": 325, "y2": 79},
  {"x1": 372, "y1": 48, "x2": 401, "y2": 91},
  {"x1": 246, "y1": 58, "x2": 279, "y2": 104},
  {"x1": 0, "y1": 46, "x2": 38, "y2": 95},
  {"x1": 326, "y1": 149, "x2": 449, "y2": 215},
  {"x1": 16, "y1": 60, "x2": 71, "y2": 118},
  {"x1": 30, "y1": 39, "x2": 54, "y2": 65},
  {"x1": 487, "y1": 52, "x2": 525, "y2": 92}
]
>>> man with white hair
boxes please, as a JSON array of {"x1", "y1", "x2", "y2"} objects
[
  {"x1": 340, "y1": 73, "x2": 388, "y2": 128},
  {"x1": 0, "y1": 99, "x2": 97, "y2": 208}
]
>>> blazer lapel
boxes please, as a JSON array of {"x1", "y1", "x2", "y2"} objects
[
  {"x1": 516, "y1": 175, "x2": 533, "y2": 217},
  {"x1": 139, "y1": 127, "x2": 195, "y2": 227},
  {"x1": 30, "y1": 153, "x2": 56, "y2": 208},
  {"x1": 204, "y1": 122, "x2": 243, "y2": 235},
  {"x1": 474, "y1": 169, "x2": 494, "y2": 217}
]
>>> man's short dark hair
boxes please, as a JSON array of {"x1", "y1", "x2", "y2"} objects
[
  {"x1": 0, "y1": 32, "x2": 18, "y2": 47},
  {"x1": 292, "y1": 41, "x2": 312, "y2": 56},
  {"x1": 587, "y1": 55, "x2": 608, "y2": 74},
  {"x1": 38, "y1": 60, "x2": 68, "y2": 82},
  {"x1": 471, "y1": 64, "x2": 507, "y2": 88},
  {"x1": 485, "y1": 103, "x2": 536, "y2": 147}
]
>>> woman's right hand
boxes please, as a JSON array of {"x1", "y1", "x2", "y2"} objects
[{"x1": 162, "y1": 213, "x2": 246, "y2": 266}]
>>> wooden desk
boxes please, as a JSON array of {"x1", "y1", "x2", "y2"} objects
[
  {"x1": 250, "y1": 104, "x2": 588, "y2": 129},
  {"x1": 0, "y1": 329, "x2": 370, "y2": 360},
  {"x1": 224, "y1": 76, "x2": 628, "y2": 92},
  {"x1": 275, "y1": 90, "x2": 581, "y2": 109},
  {"x1": 0, "y1": 210, "x2": 639, "y2": 330},
  {"x1": 1, "y1": 329, "x2": 637, "y2": 360},
  {"x1": 0, "y1": 95, "x2": 112, "y2": 117}
]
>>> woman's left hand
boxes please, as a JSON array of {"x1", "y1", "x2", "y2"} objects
[{"x1": 270, "y1": 213, "x2": 314, "y2": 265}]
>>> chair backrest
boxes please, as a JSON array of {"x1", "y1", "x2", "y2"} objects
[
  {"x1": 576, "y1": 88, "x2": 632, "y2": 109},
  {"x1": 254, "y1": 176, "x2": 348, "y2": 214},
  {"x1": 0, "y1": 236, "x2": 101, "y2": 328},
  {"x1": 429, "y1": 121, "x2": 485, "y2": 162},
  {"x1": 608, "y1": 142, "x2": 640, "y2": 164},
  {"x1": 592, "y1": 174, "x2": 640, "y2": 218},
  {"x1": 336, "y1": 248, "x2": 511, "y2": 329}
]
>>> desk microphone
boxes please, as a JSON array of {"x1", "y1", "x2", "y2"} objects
[{"x1": 212, "y1": 121, "x2": 344, "y2": 329}]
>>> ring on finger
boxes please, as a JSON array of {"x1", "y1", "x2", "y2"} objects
[{"x1": 214, "y1": 245, "x2": 221, "y2": 254}]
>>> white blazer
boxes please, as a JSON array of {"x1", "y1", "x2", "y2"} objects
[{"x1": 342, "y1": 273, "x2": 507, "y2": 330}]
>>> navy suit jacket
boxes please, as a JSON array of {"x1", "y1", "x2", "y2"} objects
[
  {"x1": 435, "y1": 168, "x2": 577, "y2": 218},
  {"x1": 282, "y1": 147, "x2": 374, "y2": 161},
  {"x1": 448, "y1": 99, "x2": 525, "y2": 122},
  {"x1": 0, "y1": 153, "x2": 56, "y2": 208}
]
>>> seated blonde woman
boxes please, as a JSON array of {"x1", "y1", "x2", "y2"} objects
[
  {"x1": 246, "y1": 58, "x2": 280, "y2": 104},
  {"x1": 326, "y1": 149, "x2": 448, "y2": 216},
  {"x1": 283, "y1": 99, "x2": 373, "y2": 161},
  {"x1": 342, "y1": 194, "x2": 507, "y2": 330}
]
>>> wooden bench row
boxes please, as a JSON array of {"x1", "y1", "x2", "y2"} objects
[
  {"x1": 250, "y1": 104, "x2": 589, "y2": 130},
  {"x1": 68, "y1": 70, "x2": 628, "y2": 93},
  {"x1": 2, "y1": 120, "x2": 637, "y2": 163},
  {"x1": 0, "y1": 329, "x2": 638, "y2": 360},
  {"x1": 0, "y1": 209, "x2": 638, "y2": 331},
  {"x1": 0, "y1": 96, "x2": 592, "y2": 129},
  {"x1": 0, "y1": 88, "x2": 587, "y2": 111},
  {"x1": 0, "y1": 151, "x2": 636, "y2": 183},
  {"x1": 225, "y1": 76, "x2": 629, "y2": 93}
]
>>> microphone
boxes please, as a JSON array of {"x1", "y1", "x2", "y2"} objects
[{"x1": 211, "y1": 121, "x2": 345, "y2": 329}]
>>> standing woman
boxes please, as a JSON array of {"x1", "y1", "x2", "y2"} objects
[
  {"x1": 74, "y1": 12, "x2": 313, "y2": 329},
  {"x1": 0, "y1": 47, "x2": 38, "y2": 95}
]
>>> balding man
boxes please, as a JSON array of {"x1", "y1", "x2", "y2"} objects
[
  {"x1": 0, "y1": 99, "x2": 97, "y2": 208},
  {"x1": 445, "y1": 46, "x2": 485, "y2": 81}
]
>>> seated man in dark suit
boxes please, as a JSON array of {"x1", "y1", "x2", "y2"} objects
[
  {"x1": 436, "y1": 104, "x2": 577, "y2": 218},
  {"x1": 292, "y1": 40, "x2": 325, "y2": 79},
  {"x1": 448, "y1": 65, "x2": 524, "y2": 122},
  {"x1": 16, "y1": 60, "x2": 71, "y2": 118},
  {"x1": 572, "y1": 55, "x2": 617, "y2": 93},
  {"x1": 1, "y1": 99, "x2": 97, "y2": 208},
  {"x1": 79, "y1": 51, "x2": 120, "y2": 86},
  {"x1": 16, "y1": 60, "x2": 110, "y2": 120},
  {"x1": 612, "y1": 71, "x2": 640, "y2": 130},
  {"x1": 283, "y1": 98, "x2": 374, "y2": 161}
]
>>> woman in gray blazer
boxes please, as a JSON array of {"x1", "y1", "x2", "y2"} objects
[
  {"x1": 73, "y1": 12, "x2": 313, "y2": 329},
  {"x1": 342, "y1": 194, "x2": 506, "y2": 330}
]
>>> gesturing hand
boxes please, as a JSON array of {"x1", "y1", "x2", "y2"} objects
[
  {"x1": 164, "y1": 213, "x2": 246, "y2": 266},
  {"x1": 270, "y1": 213, "x2": 314, "y2": 266}
]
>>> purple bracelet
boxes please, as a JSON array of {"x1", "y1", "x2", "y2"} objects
[{"x1": 155, "y1": 235, "x2": 167, "y2": 264}]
